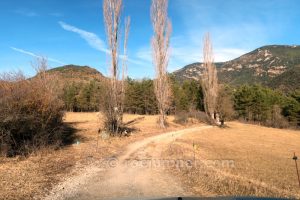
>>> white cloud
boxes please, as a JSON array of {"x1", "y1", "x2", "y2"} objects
[
  {"x1": 59, "y1": 21, "x2": 109, "y2": 54},
  {"x1": 10, "y1": 47, "x2": 66, "y2": 65},
  {"x1": 136, "y1": 47, "x2": 152, "y2": 62},
  {"x1": 59, "y1": 21, "x2": 146, "y2": 66}
]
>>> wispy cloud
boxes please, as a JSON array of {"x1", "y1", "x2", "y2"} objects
[
  {"x1": 10, "y1": 47, "x2": 66, "y2": 65},
  {"x1": 59, "y1": 21, "x2": 145, "y2": 65},
  {"x1": 14, "y1": 9, "x2": 38, "y2": 17},
  {"x1": 135, "y1": 47, "x2": 152, "y2": 62},
  {"x1": 59, "y1": 21, "x2": 109, "y2": 54}
]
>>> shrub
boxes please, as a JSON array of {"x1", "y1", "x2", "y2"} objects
[
  {"x1": 99, "y1": 79, "x2": 124, "y2": 135},
  {"x1": 174, "y1": 110, "x2": 211, "y2": 125},
  {"x1": 217, "y1": 85, "x2": 236, "y2": 122},
  {"x1": 174, "y1": 111, "x2": 189, "y2": 124},
  {"x1": 265, "y1": 105, "x2": 290, "y2": 129},
  {"x1": 0, "y1": 60, "x2": 65, "y2": 156}
]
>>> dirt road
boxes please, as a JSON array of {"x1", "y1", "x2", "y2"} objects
[{"x1": 44, "y1": 126, "x2": 212, "y2": 200}]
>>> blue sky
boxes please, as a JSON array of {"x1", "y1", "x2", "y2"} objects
[{"x1": 1, "y1": 0, "x2": 299, "y2": 78}]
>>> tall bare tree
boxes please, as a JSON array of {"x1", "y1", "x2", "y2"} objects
[
  {"x1": 151, "y1": 0, "x2": 172, "y2": 128},
  {"x1": 120, "y1": 17, "x2": 130, "y2": 117},
  {"x1": 102, "y1": 0, "x2": 129, "y2": 133},
  {"x1": 201, "y1": 33, "x2": 218, "y2": 122}
]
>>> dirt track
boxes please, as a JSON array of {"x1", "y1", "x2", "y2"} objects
[
  {"x1": 44, "y1": 126, "x2": 212, "y2": 200},
  {"x1": 43, "y1": 114, "x2": 300, "y2": 200}
]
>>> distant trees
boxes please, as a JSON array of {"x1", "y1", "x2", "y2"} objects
[
  {"x1": 124, "y1": 78, "x2": 158, "y2": 115},
  {"x1": 63, "y1": 83, "x2": 78, "y2": 111},
  {"x1": 170, "y1": 77, "x2": 204, "y2": 113},
  {"x1": 60, "y1": 79, "x2": 299, "y2": 129},
  {"x1": 102, "y1": 0, "x2": 130, "y2": 134},
  {"x1": 201, "y1": 33, "x2": 218, "y2": 122},
  {"x1": 63, "y1": 80, "x2": 102, "y2": 112},
  {"x1": 281, "y1": 96, "x2": 300, "y2": 127},
  {"x1": 123, "y1": 77, "x2": 204, "y2": 115},
  {"x1": 233, "y1": 84, "x2": 300, "y2": 128},
  {"x1": 151, "y1": 0, "x2": 172, "y2": 128}
]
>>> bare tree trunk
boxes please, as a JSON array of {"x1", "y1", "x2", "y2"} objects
[
  {"x1": 103, "y1": 0, "x2": 129, "y2": 134},
  {"x1": 151, "y1": 0, "x2": 172, "y2": 128},
  {"x1": 201, "y1": 33, "x2": 218, "y2": 123},
  {"x1": 120, "y1": 17, "x2": 130, "y2": 121}
]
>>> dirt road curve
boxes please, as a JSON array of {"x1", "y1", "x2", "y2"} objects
[{"x1": 44, "y1": 126, "x2": 212, "y2": 200}]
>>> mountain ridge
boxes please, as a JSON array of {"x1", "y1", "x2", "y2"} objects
[
  {"x1": 45, "y1": 45, "x2": 300, "y2": 91},
  {"x1": 173, "y1": 45, "x2": 300, "y2": 91}
]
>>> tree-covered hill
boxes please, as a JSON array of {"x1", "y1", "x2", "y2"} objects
[{"x1": 46, "y1": 64, "x2": 105, "y2": 83}]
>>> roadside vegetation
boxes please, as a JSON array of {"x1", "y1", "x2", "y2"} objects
[{"x1": 0, "y1": 58, "x2": 75, "y2": 157}]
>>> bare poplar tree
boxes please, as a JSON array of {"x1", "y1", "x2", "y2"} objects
[
  {"x1": 120, "y1": 17, "x2": 130, "y2": 117},
  {"x1": 201, "y1": 33, "x2": 218, "y2": 122},
  {"x1": 151, "y1": 0, "x2": 172, "y2": 128},
  {"x1": 102, "y1": 0, "x2": 129, "y2": 134}
]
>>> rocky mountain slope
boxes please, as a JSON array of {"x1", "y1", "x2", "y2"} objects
[
  {"x1": 173, "y1": 45, "x2": 300, "y2": 91},
  {"x1": 173, "y1": 62, "x2": 224, "y2": 82}
]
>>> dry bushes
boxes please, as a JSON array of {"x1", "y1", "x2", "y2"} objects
[
  {"x1": 99, "y1": 79, "x2": 123, "y2": 134},
  {"x1": 0, "y1": 59, "x2": 67, "y2": 156},
  {"x1": 174, "y1": 110, "x2": 211, "y2": 125}
]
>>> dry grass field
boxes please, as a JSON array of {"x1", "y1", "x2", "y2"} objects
[
  {"x1": 160, "y1": 122, "x2": 300, "y2": 198},
  {"x1": 1, "y1": 113, "x2": 300, "y2": 199},
  {"x1": 0, "y1": 112, "x2": 186, "y2": 200}
]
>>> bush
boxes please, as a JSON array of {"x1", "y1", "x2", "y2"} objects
[
  {"x1": 174, "y1": 111, "x2": 189, "y2": 124},
  {"x1": 99, "y1": 79, "x2": 124, "y2": 135},
  {"x1": 0, "y1": 62, "x2": 66, "y2": 156},
  {"x1": 217, "y1": 85, "x2": 236, "y2": 122},
  {"x1": 174, "y1": 110, "x2": 211, "y2": 125}
]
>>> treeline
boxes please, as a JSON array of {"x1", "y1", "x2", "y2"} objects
[
  {"x1": 233, "y1": 85, "x2": 300, "y2": 128},
  {"x1": 63, "y1": 80, "x2": 103, "y2": 112},
  {"x1": 62, "y1": 78, "x2": 300, "y2": 128},
  {"x1": 62, "y1": 77, "x2": 204, "y2": 115},
  {"x1": 124, "y1": 78, "x2": 157, "y2": 114}
]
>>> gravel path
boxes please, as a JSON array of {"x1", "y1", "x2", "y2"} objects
[{"x1": 44, "y1": 126, "x2": 212, "y2": 200}]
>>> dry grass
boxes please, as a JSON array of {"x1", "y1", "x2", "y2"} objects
[
  {"x1": 163, "y1": 121, "x2": 300, "y2": 198},
  {"x1": 0, "y1": 112, "x2": 187, "y2": 200},
  {"x1": 3, "y1": 113, "x2": 298, "y2": 199}
]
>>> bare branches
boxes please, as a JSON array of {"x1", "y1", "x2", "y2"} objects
[
  {"x1": 121, "y1": 17, "x2": 130, "y2": 118},
  {"x1": 103, "y1": 0, "x2": 122, "y2": 69},
  {"x1": 0, "y1": 57, "x2": 65, "y2": 156},
  {"x1": 151, "y1": 0, "x2": 172, "y2": 128},
  {"x1": 102, "y1": 0, "x2": 130, "y2": 134},
  {"x1": 122, "y1": 16, "x2": 130, "y2": 92},
  {"x1": 103, "y1": 0, "x2": 122, "y2": 79},
  {"x1": 201, "y1": 33, "x2": 218, "y2": 121}
]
